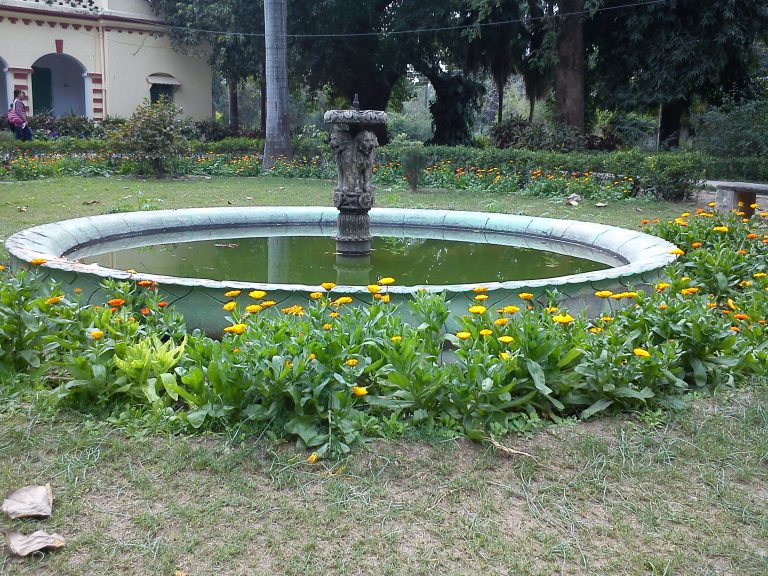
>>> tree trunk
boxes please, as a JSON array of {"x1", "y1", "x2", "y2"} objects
[
  {"x1": 528, "y1": 98, "x2": 535, "y2": 124},
  {"x1": 554, "y1": 0, "x2": 585, "y2": 132},
  {"x1": 228, "y1": 82, "x2": 239, "y2": 129},
  {"x1": 263, "y1": 0, "x2": 292, "y2": 169},
  {"x1": 496, "y1": 78, "x2": 504, "y2": 124},
  {"x1": 658, "y1": 98, "x2": 688, "y2": 149},
  {"x1": 260, "y1": 67, "x2": 267, "y2": 136}
]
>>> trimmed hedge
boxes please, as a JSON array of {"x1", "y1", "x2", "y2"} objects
[{"x1": 379, "y1": 145, "x2": 706, "y2": 201}]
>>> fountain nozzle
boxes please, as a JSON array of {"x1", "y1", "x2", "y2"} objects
[{"x1": 352, "y1": 94, "x2": 360, "y2": 111}]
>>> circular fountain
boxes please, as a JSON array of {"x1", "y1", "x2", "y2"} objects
[
  {"x1": 5, "y1": 101, "x2": 678, "y2": 334},
  {"x1": 6, "y1": 206, "x2": 677, "y2": 334}
]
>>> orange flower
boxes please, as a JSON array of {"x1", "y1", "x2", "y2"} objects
[
  {"x1": 691, "y1": 242, "x2": 702, "y2": 248},
  {"x1": 140, "y1": 307, "x2": 151, "y2": 315},
  {"x1": 45, "y1": 296, "x2": 63, "y2": 306},
  {"x1": 137, "y1": 280, "x2": 154, "y2": 287},
  {"x1": 107, "y1": 298, "x2": 125, "y2": 307},
  {"x1": 157, "y1": 301, "x2": 168, "y2": 308}
]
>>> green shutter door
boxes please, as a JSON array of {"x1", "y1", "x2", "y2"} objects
[{"x1": 32, "y1": 67, "x2": 53, "y2": 114}]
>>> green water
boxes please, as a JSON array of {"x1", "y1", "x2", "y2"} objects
[{"x1": 80, "y1": 235, "x2": 609, "y2": 286}]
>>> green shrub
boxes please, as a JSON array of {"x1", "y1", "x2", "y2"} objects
[
  {"x1": 113, "y1": 98, "x2": 191, "y2": 177},
  {"x1": 400, "y1": 145, "x2": 428, "y2": 191},
  {"x1": 694, "y1": 99, "x2": 768, "y2": 158}
]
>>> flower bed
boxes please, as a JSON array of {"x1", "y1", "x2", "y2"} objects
[{"x1": 1, "y1": 206, "x2": 767, "y2": 458}]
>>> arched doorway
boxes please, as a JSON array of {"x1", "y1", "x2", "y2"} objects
[
  {"x1": 0, "y1": 57, "x2": 8, "y2": 115},
  {"x1": 31, "y1": 53, "x2": 86, "y2": 116}
]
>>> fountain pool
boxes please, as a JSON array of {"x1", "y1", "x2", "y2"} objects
[{"x1": 6, "y1": 206, "x2": 677, "y2": 334}]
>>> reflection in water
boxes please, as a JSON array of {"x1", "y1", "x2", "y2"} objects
[{"x1": 80, "y1": 235, "x2": 608, "y2": 286}]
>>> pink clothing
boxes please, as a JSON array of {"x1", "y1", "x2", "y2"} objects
[{"x1": 11, "y1": 99, "x2": 28, "y2": 123}]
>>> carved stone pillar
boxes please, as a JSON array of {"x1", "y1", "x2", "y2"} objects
[{"x1": 324, "y1": 106, "x2": 387, "y2": 257}]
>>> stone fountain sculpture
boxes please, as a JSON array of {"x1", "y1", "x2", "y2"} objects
[{"x1": 324, "y1": 96, "x2": 387, "y2": 256}]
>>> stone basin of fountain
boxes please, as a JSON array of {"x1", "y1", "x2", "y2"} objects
[{"x1": 6, "y1": 206, "x2": 677, "y2": 335}]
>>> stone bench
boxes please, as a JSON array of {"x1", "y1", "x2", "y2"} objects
[{"x1": 712, "y1": 181, "x2": 768, "y2": 217}]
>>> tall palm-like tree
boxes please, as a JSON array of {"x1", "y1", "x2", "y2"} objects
[{"x1": 262, "y1": 0, "x2": 292, "y2": 169}]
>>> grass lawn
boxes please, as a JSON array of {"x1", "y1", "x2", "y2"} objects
[{"x1": 1, "y1": 175, "x2": 765, "y2": 575}]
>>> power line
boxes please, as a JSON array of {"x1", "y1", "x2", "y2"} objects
[{"x1": 150, "y1": 0, "x2": 671, "y2": 40}]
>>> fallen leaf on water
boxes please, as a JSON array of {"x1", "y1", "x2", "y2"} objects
[
  {"x1": 3, "y1": 530, "x2": 65, "y2": 556},
  {"x1": 2, "y1": 484, "x2": 52, "y2": 519}
]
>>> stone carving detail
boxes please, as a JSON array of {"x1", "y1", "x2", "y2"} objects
[
  {"x1": 325, "y1": 102, "x2": 386, "y2": 256},
  {"x1": 328, "y1": 126, "x2": 379, "y2": 211}
]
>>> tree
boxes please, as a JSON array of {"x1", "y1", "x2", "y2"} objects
[
  {"x1": 149, "y1": 0, "x2": 266, "y2": 129},
  {"x1": 586, "y1": 0, "x2": 768, "y2": 147},
  {"x1": 262, "y1": 0, "x2": 292, "y2": 168},
  {"x1": 554, "y1": 0, "x2": 585, "y2": 131}
]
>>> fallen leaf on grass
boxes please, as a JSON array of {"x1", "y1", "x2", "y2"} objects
[
  {"x1": 214, "y1": 243, "x2": 239, "y2": 248},
  {"x1": 17, "y1": 206, "x2": 27, "y2": 212},
  {"x1": 175, "y1": 570, "x2": 189, "y2": 576},
  {"x1": 3, "y1": 530, "x2": 65, "y2": 556},
  {"x1": 567, "y1": 200, "x2": 580, "y2": 207},
  {"x1": 2, "y1": 484, "x2": 52, "y2": 519},
  {"x1": 82, "y1": 200, "x2": 100, "y2": 205},
  {"x1": 595, "y1": 202, "x2": 607, "y2": 208}
]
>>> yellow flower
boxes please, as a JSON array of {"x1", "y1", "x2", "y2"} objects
[
  {"x1": 323, "y1": 323, "x2": 332, "y2": 330},
  {"x1": 248, "y1": 290, "x2": 267, "y2": 299},
  {"x1": 246, "y1": 304, "x2": 262, "y2": 314},
  {"x1": 739, "y1": 280, "x2": 752, "y2": 288},
  {"x1": 655, "y1": 283, "x2": 670, "y2": 292},
  {"x1": 45, "y1": 296, "x2": 63, "y2": 305},
  {"x1": 223, "y1": 323, "x2": 246, "y2": 334},
  {"x1": 552, "y1": 313, "x2": 575, "y2": 324},
  {"x1": 472, "y1": 286, "x2": 488, "y2": 293},
  {"x1": 680, "y1": 287, "x2": 700, "y2": 295},
  {"x1": 601, "y1": 316, "x2": 613, "y2": 322},
  {"x1": 712, "y1": 226, "x2": 729, "y2": 233},
  {"x1": 329, "y1": 311, "x2": 339, "y2": 318},
  {"x1": 669, "y1": 248, "x2": 684, "y2": 255},
  {"x1": 281, "y1": 304, "x2": 305, "y2": 316},
  {"x1": 518, "y1": 292, "x2": 534, "y2": 300},
  {"x1": 499, "y1": 351, "x2": 510, "y2": 360},
  {"x1": 321, "y1": 282, "x2": 336, "y2": 291},
  {"x1": 589, "y1": 327, "x2": 603, "y2": 334},
  {"x1": 351, "y1": 386, "x2": 368, "y2": 397},
  {"x1": 498, "y1": 335, "x2": 514, "y2": 344},
  {"x1": 30, "y1": 258, "x2": 47, "y2": 265},
  {"x1": 750, "y1": 203, "x2": 759, "y2": 209},
  {"x1": 308, "y1": 353, "x2": 316, "y2": 361},
  {"x1": 659, "y1": 303, "x2": 668, "y2": 310},
  {"x1": 378, "y1": 277, "x2": 395, "y2": 286},
  {"x1": 332, "y1": 296, "x2": 353, "y2": 306},
  {"x1": 456, "y1": 331, "x2": 471, "y2": 340},
  {"x1": 0, "y1": 265, "x2": 5, "y2": 271},
  {"x1": 468, "y1": 305, "x2": 487, "y2": 314},
  {"x1": 594, "y1": 290, "x2": 613, "y2": 298},
  {"x1": 754, "y1": 272, "x2": 767, "y2": 278},
  {"x1": 380, "y1": 294, "x2": 391, "y2": 303},
  {"x1": 474, "y1": 294, "x2": 489, "y2": 301},
  {"x1": 707, "y1": 201, "x2": 716, "y2": 207},
  {"x1": 224, "y1": 290, "x2": 241, "y2": 298},
  {"x1": 90, "y1": 329, "x2": 104, "y2": 340},
  {"x1": 307, "y1": 453, "x2": 318, "y2": 464},
  {"x1": 633, "y1": 348, "x2": 650, "y2": 358},
  {"x1": 345, "y1": 358, "x2": 359, "y2": 367},
  {"x1": 223, "y1": 301, "x2": 236, "y2": 311},
  {"x1": 501, "y1": 305, "x2": 520, "y2": 315},
  {"x1": 261, "y1": 300, "x2": 276, "y2": 308},
  {"x1": 479, "y1": 329, "x2": 493, "y2": 336},
  {"x1": 390, "y1": 335, "x2": 402, "y2": 343},
  {"x1": 727, "y1": 298, "x2": 737, "y2": 310},
  {"x1": 309, "y1": 292, "x2": 324, "y2": 300},
  {"x1": 367, "y1": 284, "x2": 381, "y2": 294},
  {"x1": 544, "y1": 306, "x2": 558, "y2": 314},
  {"x1": 494, "y1": 317, "x2": 509, "y2": 326}
]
